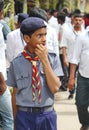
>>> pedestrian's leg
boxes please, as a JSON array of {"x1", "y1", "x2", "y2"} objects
[
  {"x1": 76, "y1": 73, "x2": 89, "y2": 126},
  {"x1": 0, "y1": 87, "x2": 14, "y2": 130}
]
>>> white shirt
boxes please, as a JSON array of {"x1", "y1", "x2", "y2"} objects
[
  {"x1": 45, "y1": 22, "x2": 59, "y2": 56},
  {"x1": 60, "y1": 27, "x2": 85, "y2": 62},
  {"x1": 58, "y1": 22, "x2": 70, "y2": 54},
  {"x1": 48, "y1": 16, "x2": 59, "y2": 35},
  {"x1": 6, "y1": 28, "x2": 26, "y2": 62},
  {"x1": 45, "y1": 22, "x2": 63, "y2": 76},
  {"x1": 0, "y1": 23, "x2": 7, "y2": 80},
  {"x1": 70, "y1": 29, "x2": 89, "y2": 78}
]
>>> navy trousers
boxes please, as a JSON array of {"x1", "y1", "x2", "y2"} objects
[{"x1": 15, "y1": 110, "x2": 57, "y2": 130}]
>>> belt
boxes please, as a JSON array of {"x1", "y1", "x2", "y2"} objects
[{"x1": 18, "y1": 105, "x2": 53, "y2": 113}]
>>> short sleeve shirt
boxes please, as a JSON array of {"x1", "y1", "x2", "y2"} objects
[
  {"x1": 70, "y1": 29, "x2": 89, "y2": 78},
  {"x1": 6, "y1": 52, "x2": 61, "y2": 107},
  {"x1": 60, "y1": 27, "x2": 85, "y2": 62}
]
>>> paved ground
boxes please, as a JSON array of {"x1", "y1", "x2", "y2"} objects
[
  {"x1": 54, "y1": 91, "x2": 81, "y2": 130},
  {"x1": 0, "y1": 91, "x2": 81, "y2": 130}
]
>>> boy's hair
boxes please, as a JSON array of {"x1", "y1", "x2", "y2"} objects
[
  {"x1": 29, "y1": 8, "x2": 48, "y2": 22},
  {"x1": 0, "y1": 0, "x2": 4, "y2": 11}
]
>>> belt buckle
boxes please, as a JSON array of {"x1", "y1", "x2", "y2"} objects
[
  {"x1": 33, "y1": 107, "x2": 43, "y2": 113},
  {"x1": 35, "y1": 108, "x2": 40, "y2": 112}
]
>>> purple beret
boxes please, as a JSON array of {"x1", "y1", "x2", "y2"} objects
[
  {"x1": 20, "y1": 17, "x2": 46, "y2": 35},
  {"x1": 17, "y1": 13, "x2": 29, "y2": 23}
]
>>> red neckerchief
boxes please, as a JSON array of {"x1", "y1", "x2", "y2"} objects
[{"x1": 23, "y1": 49, "x2": 41, "y2": 103}]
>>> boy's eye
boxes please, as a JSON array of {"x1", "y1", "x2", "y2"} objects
[
  {"x1": 36, "y1": 33, "x2": 46, "y2": 38},
  {"x1": 37, "y1": 34, "x2": 42, "y2": 38},
  {"x1": 38, "y1": 34, "x2": 41, "y2": 37}
]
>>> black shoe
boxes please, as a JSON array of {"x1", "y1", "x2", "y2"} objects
[
  {"x1": 68, "y1": 94, "x2": 73, "y2": 99},
  {"x1": 80, "y1": 126, "x2": 89, "y2": 130}
]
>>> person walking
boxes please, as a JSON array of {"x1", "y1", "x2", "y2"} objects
[
  {"x1": 0, "y1": 21, "x2": 13, "y2": 130},
  {"x1": 0, "y1": 0, "x2": 13, "y2": 130},
  {"x1": 6, "y1": 13, "x2": 28, "y2": 63},
  {"x1": 6, "y1": 17, "x2": 61, "y2": 130},
  {"x1": 60, "y1": 13, "x2": 85, "y2": 99},
  {"x1": 68, "y1": 26, "x2": 89, "y2": 130},
  {"x1": 57, "y1": 12, "x2": 70, "y2": 91}
]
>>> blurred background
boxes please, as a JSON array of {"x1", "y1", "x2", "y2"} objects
[{"x1": 3, "y1": 0, "x2": 89, "y2": 30}]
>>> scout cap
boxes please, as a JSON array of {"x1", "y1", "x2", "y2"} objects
[
  {"x1": 20, "y1": 17, "x2": 46, "y2": 35},
  {"x1": 18, "y1": 13, "x2": 29, "y2": 23}
]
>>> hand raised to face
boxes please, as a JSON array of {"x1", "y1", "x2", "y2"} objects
[{"x1": 35, "y1": 44, "x2": 48, "y2": 62}]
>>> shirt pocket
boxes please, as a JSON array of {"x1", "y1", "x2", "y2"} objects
[{"x1": 15, "y1": 72, "x2": 31, "y2": 89}]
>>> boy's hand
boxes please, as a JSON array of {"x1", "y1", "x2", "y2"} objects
[{"x1": 35, "y1": 44, "x2": 48, "y2": 62}]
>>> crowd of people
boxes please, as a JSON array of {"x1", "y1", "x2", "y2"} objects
[{"x1": 0, "y1": 0, "x2": 89, "y2": 130}]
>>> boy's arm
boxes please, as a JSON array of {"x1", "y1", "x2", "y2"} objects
[
  {"x1": 41, "y1": 56, "x2": 61, "y2": 93},
  {"x1": 35, "y1": 44, "x2": 61, "y2": 94}
]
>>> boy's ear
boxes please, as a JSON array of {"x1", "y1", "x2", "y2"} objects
[{"x1": 23, "y1": 35, "x2": 30, "y2": 43}]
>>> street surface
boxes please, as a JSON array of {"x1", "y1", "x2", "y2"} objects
[{"x1": 54, "y1": 91, "x2": 81, "y2": 130}]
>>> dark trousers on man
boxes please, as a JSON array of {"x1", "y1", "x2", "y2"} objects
[{"x1": 76, "y1": 73, "x2": 89, "y2": 126}]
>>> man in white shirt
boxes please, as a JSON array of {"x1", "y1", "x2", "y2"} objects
[
  {"x1": 0, "y1": 22, "x2": 13, "y2": 130},
  {"x1": 60, "y1": 13, "x2": 85, "y2": 99},
  {"x1": 68, "y1": 27, "x2": 89, "y2": 130},
  {"x1": 0, "y1": 1, "x2": 13, "y2": 130},
  {"x1": 57, "y1": 12, "x2": 70, "y2": 91},
  {"x1": 6, "y1": 13, "x2": 28, "y2": 63}
]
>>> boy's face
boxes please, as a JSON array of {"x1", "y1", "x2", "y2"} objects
[{"x1": 24, "y1": 27, "x2": 47, "y2": 54}]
